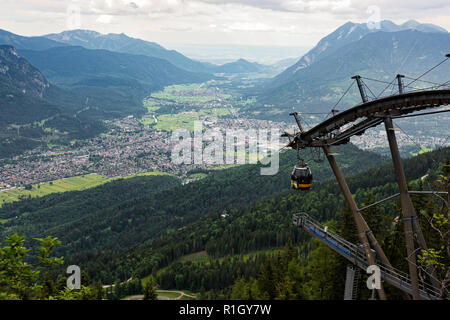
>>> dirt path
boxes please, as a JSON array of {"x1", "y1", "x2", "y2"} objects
[
  {"x1": 125, "y1": 290, "x2": 196, "y2": 300},
  {"x1": 157, "y1": 290, "x2": 197, "y2": 300}
]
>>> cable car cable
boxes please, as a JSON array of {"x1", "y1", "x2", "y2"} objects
[{"x1": 404, "y1": 56, "x2": 450, "y2": 88}]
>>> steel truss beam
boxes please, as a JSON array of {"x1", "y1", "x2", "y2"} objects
[{"x1": 287, "y1": 88, "x2": 450, "y2": 300}]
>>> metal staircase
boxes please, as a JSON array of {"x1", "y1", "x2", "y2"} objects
[
  {"x1": 292, "y1": 213, "x2": 442, "y2": 300},
  {"x1": 344, "y1": 265, "x2": 360, "y2": 300}
]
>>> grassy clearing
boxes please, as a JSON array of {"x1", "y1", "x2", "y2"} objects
[
  {"x1": 177, "y1": 251, "x2": 208, "y2": 262},
  {"x1": 199, "y1": 108, "x2": 230, "y2": 117},
  {"x1": 154, "y1": 112, "x2": 199, "y2": 131},
  {"x1": 156, "y1": 291, "x2": 182, "y2": 299},
  {"x1": 150, "y1": 84, "x2": 231, "y2": 104},
  {"x1": 187, "y1": 173, "x2": 208, "y2": 179},
  {"x1": 0, "y1": 171, "x2": 169, "y2": 207},
  {"x1": 143, "y1": 100, "x2": 161, "y2": 113},
  {"x1": 139, "y1": 116, "x2": 155, "y2": 126},
  {"x1": 154, "y1": 108, "x2": 231, "y2": 132},
  {"x1": 209, "y1": 164, "x2": 244, "y2": 171},
  {"x1": 410, "y1": 145, "x2": 434, "y2": 156}
]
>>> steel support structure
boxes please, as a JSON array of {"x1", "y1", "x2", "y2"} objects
[
  {"x1": 384, "y1": 116, "x2": 427, "y2": 299},
  {"x1": 397, "y1": 74, "x2": 405, "y2": 94},
  {"x1": 285, "y1": 86, "x2": 450, "y2": 300},
  {"x1": 352, "y1": 75, "x2": 368, "y2": 103},
  {"x1": 323, "y1": 144, "x2": 388, "y2": 299}
]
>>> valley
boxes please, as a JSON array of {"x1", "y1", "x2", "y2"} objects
[
  {"x1": 0, "y1": 16, "x2": 449, "y2": 303},
  {"x1": 1, "y1": 76, "x2": 445, "y2": 193},
  {"x1": 0, "y1": 78, "x2": 292, "y2": 191}
]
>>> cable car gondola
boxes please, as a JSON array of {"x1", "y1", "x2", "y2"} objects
[{"x1": 291, "y1": 164, "x2": 313, "y2": 191}]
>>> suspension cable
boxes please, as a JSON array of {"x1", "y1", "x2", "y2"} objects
[
  {"x1": 435, "y1": 80, "x2": 450, "y2": 89},
  {"x1": 360, "y1": 77, "x2": 393, "y2": 86},
  {"x1": 404, "y1": 56, "x2": 450, "y2": 88},
  {"x1": 377, "y1": 77, "x2": 397, "y2": 98},
  {"x1": 403, "y1": 76, "x2": 443, "y2": 87},
  {"x1": 395, "y1": 122, "x2": 426, "y2": 151},
  {"x1": 333, "y1": 81, "x2": 355, "y2": 109},
  {"x1": 360, "y1": 78, "x2": 377, "y2": 100}
]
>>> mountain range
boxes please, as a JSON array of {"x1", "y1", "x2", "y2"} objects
[
  {"x1": 1, "y1": 29, "x2": 268, "y2": 75},
  {"x1": 251, "y1": 20, "x2": 450, "y2": 119},
  {"x1": 1, "y1": 19, "x2": 449, "y2": 157},
  {"x1": 280, "y1": 19, "x2": 447, "y2": 79},
  {"x1": 44, "y1": 29, "x2": 215, "y2": 73}
]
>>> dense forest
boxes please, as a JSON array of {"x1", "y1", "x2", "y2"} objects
[
  {"x1": 1, "y1": 146, "x2": 448, "y2": 299},
  {"x1": 129, "y1": 148, "x2": 449, "y2": 299},
  {"x1": 0, "y1": 144, "x2": 386, "y2": 259}
]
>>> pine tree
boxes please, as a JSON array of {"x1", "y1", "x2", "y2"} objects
[
  {"x1": 143, "y1": 276, "x2": 158, "y2": 300},
  {"x1": 41, "y1": 272, "x2": 56, "y2": 299},
  {"x1": 230, "y1": 277, "x2": 247, "y2": 300},
  {"x1": 55, "y1": 276, "x2": 67, "y2": 292},
  {"x1": 246, "y1": 277, "x2": 262, "y2": 300},
  {"x1": 302, "y1": 241, "x2": 341, "y2": 300},
  {"x1": 276, "y1": 274, "x2": 296, "y2": 300},
  {"x1": 257, "y1": 257, "x2": 277, "y2": 299},
  {"x1": 361, "y1": 193, "x2": 385, "y2": 240},
  {"x1": 340, "y1": 205, "x2": 358, "y2": 243},
  {"x1": 94, "y1": 281, "x2": 104, "y2": 300}
]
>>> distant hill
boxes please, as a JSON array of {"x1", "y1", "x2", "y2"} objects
[
  {"x1": 3, "y1": 28, "x2": 280, "y2": 75},
  {"x1": 270, "y1": 57, "x2": 299, "y2": 73},
  {"x1": 0, "y1": 45, "x2": 50, "y2": 100},
  {"x1": 214, "y1": 58, "x2": 268, "y2": 74},
  {"x1": 0, "y1": 30, "x2": 219, "y2": 158},
  {"x1": 44, "y1": 29, "x2": 215, "y2": 73}
]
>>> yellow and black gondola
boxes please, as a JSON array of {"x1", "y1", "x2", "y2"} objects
[{"x1": 291, "y1": 164, "x2": 313, "y2": 191}]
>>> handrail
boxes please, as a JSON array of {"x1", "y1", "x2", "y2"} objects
[{"x1": 293, "y1": 213, "x2": 443, "y2": 300}]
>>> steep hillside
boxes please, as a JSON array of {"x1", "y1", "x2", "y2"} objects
[
  {"x1": 0, "y1": 144, "x2": 391, "y2": 279},
  {"x1": 0, "y1": 46, "x2": 107, "y2": 158},
  {"x1": 118, "y1": 147, "x2": 449, "y2": 294},
  {"x1": 18, "y1": 46, "x2": 213, "y2": 88}
]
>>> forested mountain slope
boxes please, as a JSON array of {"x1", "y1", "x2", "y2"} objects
[
  {"x1": 1, "y1": 144, "x2": 387, "y2": 274},
  {"x1": 0, "y1": 45, "x2": 106, "y2": 158},
  {"x1": 93, "y1": 147, "x2": 448, "y2": 291}
]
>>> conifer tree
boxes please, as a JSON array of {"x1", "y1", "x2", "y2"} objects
[
  {"x1": 41, "y1": 272, "x2": 56, "y2": 299},
  {"x1": 257, "y1": 257, "x2": 277, "y2": 299},
  {"x1": 143, "y1": 276, "x2": 158, "y2": 300}
]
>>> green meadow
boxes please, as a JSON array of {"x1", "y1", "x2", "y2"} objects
[
  {"x1": 150, "y1": 83, "x2": 232, "y2": 104},
  {"x1": 154, "y1": 108, "x2": 230, "y2": 132},
  {"x1": 0, "y1": 172, "x2": 168, "y2": 208}
]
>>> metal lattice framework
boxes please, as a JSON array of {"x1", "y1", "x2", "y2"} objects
[
  {"x1": 286, "y1": 89, "x2": 450, "y2": 150},
  {"x1": 285, "y1": 68, "x2": 450, "y2": 300},
  {"x1": 293, "y1": 213, "x2": 442, "y2": 300}
]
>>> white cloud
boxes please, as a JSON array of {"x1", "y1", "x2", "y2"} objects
[
  {"x1": 0, "y1": 0, "x2": 448, "y2": 47},
  {"x1": 96, "y1": 14, "x2": 115, "y2": 23}
]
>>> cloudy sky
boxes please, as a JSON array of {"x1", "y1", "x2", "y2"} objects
[{"x1": 1, "y1": 0, "x2": 449, "y2": 49}]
